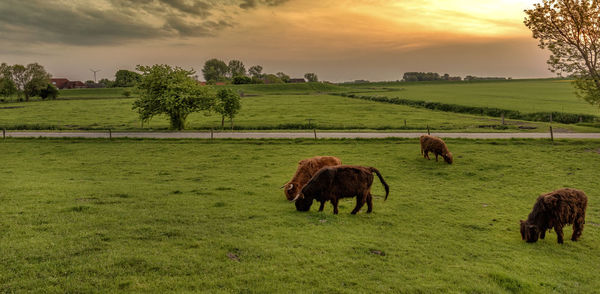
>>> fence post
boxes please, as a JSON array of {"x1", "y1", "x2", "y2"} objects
[
  {"x1": 404, "y1": 119, "x2": 407, "y2": 128},
  {"x1": 211, "y1": 129, "x2": 214, "y2": 140},
  {"x1": 2, "y1": 128, "x2": 5, "y2": 140},
  {"x1": 314, "y1": 129, "x2": 317, "y2": 140},
  {"x1": 550, "y1": 126, "x2": 554, "y2": 142},
  {"x1": 501, "y1": 113, "x2": 505, "y2": 125},
  {"x1": 109, "y1": 129, "x2": 112, "y2": 140},
  {"x1": 579, "y1": 116, "x2": 583, "y2": 123},
  {"x1": 549, "y1": 113, "x2": 553, "y2": 123},
  {"x1": 427, "y1": 125, "x2": 430, "y2": 135}
]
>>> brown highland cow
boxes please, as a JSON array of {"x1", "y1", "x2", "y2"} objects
[
  {"x1": 520, "y1": 188, "x2": 588, "y2": 244},
  {"x1": 420, "y1": 135, "x2": 453, "y2": 164},
  {"x1": 282, "y1": 156, "x2": 342, "y2": 209},
  {"x1": 293, "y1": 165, "x2": 389, "y2": 215}
]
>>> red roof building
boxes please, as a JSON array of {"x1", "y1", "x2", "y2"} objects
[{"x1": 51, "y1": 78, "x2": 69, "y2": 89}]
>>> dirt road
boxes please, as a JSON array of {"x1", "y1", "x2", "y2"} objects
[{"x1": 4, "y1": 131, "x2": 600, "y2": 139}]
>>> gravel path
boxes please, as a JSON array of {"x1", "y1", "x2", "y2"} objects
[{"x1": 4, "y1": 131, "x2": 600, "y2": 139}]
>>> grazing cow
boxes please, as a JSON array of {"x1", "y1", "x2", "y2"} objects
[
  {"x1": 293, "y1": 165, "x2": 389, "y2": 215},
  {"x1": 282, "y1": 156, "x2": 342, "y2": 210},
  {"x1": 520, "y1": 188, "x2": 588, "y2": 244},
  {"x1": 420, "y1": 135, "x2": 453, "y2": 164}
]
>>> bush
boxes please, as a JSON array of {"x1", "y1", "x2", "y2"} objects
[
  {"x1": 123, "y1": 90, "x2": 132, "y2": 98},
  {"x1": 232, "y1": 76, "x2": 253, "y2": 85},
  {"x1": 40, "y1": 84, "x2": 59, "y2": 100}
]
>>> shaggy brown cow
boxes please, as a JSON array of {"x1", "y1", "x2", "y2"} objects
[
  {"x1": 282, "y1": 156, "x2": 342, "y2": 210},
  {"x1": 520, "y1": 188, "x2": 588, "y2": 244},
  {"x1": 293, "y1": 165, "x2": 389, "y2": 215},
  {"x1": 420, "y1": 135, "x2": 453, "y2": 164}
]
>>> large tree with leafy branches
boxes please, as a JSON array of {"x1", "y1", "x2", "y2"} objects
[
  {"x1": 133, "y1": 64, "x2": 214, "y2": 130},
  {"x1": 525, "y1": 0, "x2": 600, "y2": 108}
]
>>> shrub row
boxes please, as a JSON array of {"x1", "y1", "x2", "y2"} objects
[{"x1": 336, "y1": 93, "x2": 598, "y2": 124}]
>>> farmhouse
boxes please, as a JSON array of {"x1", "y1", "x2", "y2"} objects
[
  {"x1": 288, "y1": 78, "x2": 306, "y2": 83},
  {"x1": 51, "y1": 78, "x2": 87, "y2": 89}
]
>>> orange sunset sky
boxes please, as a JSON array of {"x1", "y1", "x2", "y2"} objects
[{"x1": 0, "y1": 0, "x2": 549, "y2": 82}]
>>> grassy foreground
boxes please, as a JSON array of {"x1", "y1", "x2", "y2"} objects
[{"x1": 1, "y1": 138, "x2": 599, "y2": 292}]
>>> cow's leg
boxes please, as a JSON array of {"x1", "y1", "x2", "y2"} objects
[
  {"x1": 366, "y1": 193, "x2": 373, "y2": 213},
  {"x1": 318, "y1": 201, "x2": 325, "y2": 212},
  {"x1": 554, "y1": 225, "x2": 564, "y2": 244},
  {"x1": 572, "y1": 216, "x2": 585, "y2": 241},
  {"x1": 540, "y1": 228, "x2": 546, "y2": 239},
  {"x1": 351, "y1": 192, "x2": 368, "y2": 215},
  {"x1": 435, "y1": 153, "x2": 439, "y2": 162},
  {"x1": 424, "y1": 150, "x2": 430, "y2": 160},
  {"x1": 331, "y1": 198, "x2": 339, "y2": 214}
]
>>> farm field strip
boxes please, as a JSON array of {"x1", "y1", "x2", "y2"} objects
[{"x1": 345, "y1": 80, "x2": 600, "y2": 116}]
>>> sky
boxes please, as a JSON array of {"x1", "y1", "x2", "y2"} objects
[{"x1": 0, "y1": 0, "x2": 550, "y2": 82}]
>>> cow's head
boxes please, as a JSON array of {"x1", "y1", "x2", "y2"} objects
[
  {"x1": 443, "y1": 152, "x2": 453, "y2": 164},
  {"x1": 294, "y1": 193, "x2": 313, "y2": 211},
  {"x1": 520, "y1": 220, "x2": 539, "y2": 243},
  {"x1": 282, "y1": 182, "x2": 300, "y2": 201}
]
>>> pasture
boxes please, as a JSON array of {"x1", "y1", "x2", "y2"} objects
[
  {"x1": 347, "y1": 79, "x2": 600, "y2": 116},
  {"x1": 0, "y1": 84, "x2": 597, "y2": 132},
  {"x1": 1, "y1": 138, "x2": 599, "y2": 292}
]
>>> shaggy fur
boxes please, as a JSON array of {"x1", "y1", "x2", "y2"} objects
[
  {"x1": 294, "y1": 165, "x2": 389, "y2": 215},
  {"x1": 282, "y1": 156, "x2": 342, "y2": 208},
  {"x1": 520, "y1": 188, "x2": 588, "y2": 244},
  {"x1": 420, "y1": 135, "x2": 453, "y2": 164}
]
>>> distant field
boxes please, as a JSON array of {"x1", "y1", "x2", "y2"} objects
[
  {"x1": 1, "y1": 138, "x2": 599, "y2": 292},
  {"x1": 346, "y1": 79, "x2": 600, "y2": 116},
  {"x1": 1, "y1": 80, "x2": 599, "y2": 132},
  {"x1": 2, "y1": 94, "x2": 581, "y2": 132}
]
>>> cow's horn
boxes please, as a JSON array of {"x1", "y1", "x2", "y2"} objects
[
  {"x1": 279, "y1": 184, "x2": 286, "y2": 189},
  {"x1": 291, "y1": 194, "x2": 301, "y2": 202},
  {"x1": 287, "y1": 184, "x2": 294, "y2": 190}
]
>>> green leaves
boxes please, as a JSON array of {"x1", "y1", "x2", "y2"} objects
[{"x1": 133, "y1": 64, "x2": 214, "y2": 130}]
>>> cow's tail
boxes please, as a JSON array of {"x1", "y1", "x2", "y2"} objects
[{"x1": 370, "y1": 167, "x2": 389, "y2": 200}]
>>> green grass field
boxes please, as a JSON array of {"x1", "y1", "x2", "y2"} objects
[
  {"x1": 346, "y1": 79, "x2": 600, "y2": 116},
  {"x1": 1, "y1": 138, "x2": 599, "y2": 292},
  {"x1": 2, "y1": 94, "x2": 581, "y2": 132}
]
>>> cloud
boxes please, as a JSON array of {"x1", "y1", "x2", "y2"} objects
[
  {"x1": 0, "y1": 0, "x2": 282, "y2": 46},
  {"x1": 240, "y1": 0, "x2": 289, "y2": 9}
]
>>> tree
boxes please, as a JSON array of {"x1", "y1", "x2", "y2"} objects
[
  {"x1": 263, "y1": 74, "x2": 284, "y2": 84},
  {"x1": 214, "y1": 88, "x2": 241, "y2": 130},
  {"x1": 99, "y1": 78, "x2": 115, "y2": 88},
  {"x1": 304, "y1": 73, "x2": 318, "y2": 82},
  {"x1": 0, "y1": 77, "x2": 17, "y2": 99},
  {"x1": 114, "y1": 70, "x2": 141, "y2": 87},
  {"x1": 202, "y1": 58, "x2": 229, "y2": 83},
  {"x1": 228, "y1": 60, "x2": 246, "y2": 78},
  {"x1": 276, "y1": 72, "x2": 290, "y2": 83},
  {"x1": 40, "y1": 84, "x2": 59, "y2": 100},
  {"x1": 248, "y1": 65, "x2": 263, "y2": 78},
  {"x1": 133, "y1": 64, "x2": 214, "y2": 130},
  {"x1": 525, "y1": 0, "x2": 600, "y2": 107}
]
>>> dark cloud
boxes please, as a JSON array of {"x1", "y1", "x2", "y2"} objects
[
  {"x1": 0, "y1": 0, "x2": 284, "y2": 46},
  {"x1": 240, "y1": 0, "x2": 289, "y2": 9}
]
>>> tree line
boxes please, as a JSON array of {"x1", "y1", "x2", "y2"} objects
[
  {"x1": 0, "y1": 63, "x2": 58, "y2": 101},
  {"x1": 201, "y1": 58, "x2": 318, "y2": 84}
]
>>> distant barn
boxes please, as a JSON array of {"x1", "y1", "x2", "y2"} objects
[
  {"x1": 288, "y1": 78, "x2": 305, "y2": 83},
  {"x1": 51, "y1": 78, "x2": 87, "y2": 89}
]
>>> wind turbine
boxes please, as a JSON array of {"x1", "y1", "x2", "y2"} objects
[{"x1": 90, "y1": 69, "x2": 101, "y2": 83}]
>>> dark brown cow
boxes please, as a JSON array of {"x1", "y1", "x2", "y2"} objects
[
  {"x1": 293, "y1": 165, "x2": 389, "y2": 214},
  {"x1": 282, "y1": 156, "x2": 342, "y2": 211},
  {"x1": 520, "y1": 188, "x2": 587, "y2": 244},
  {"x1": 420, "y1": 135, "x2": 453, "y2": 164}
]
